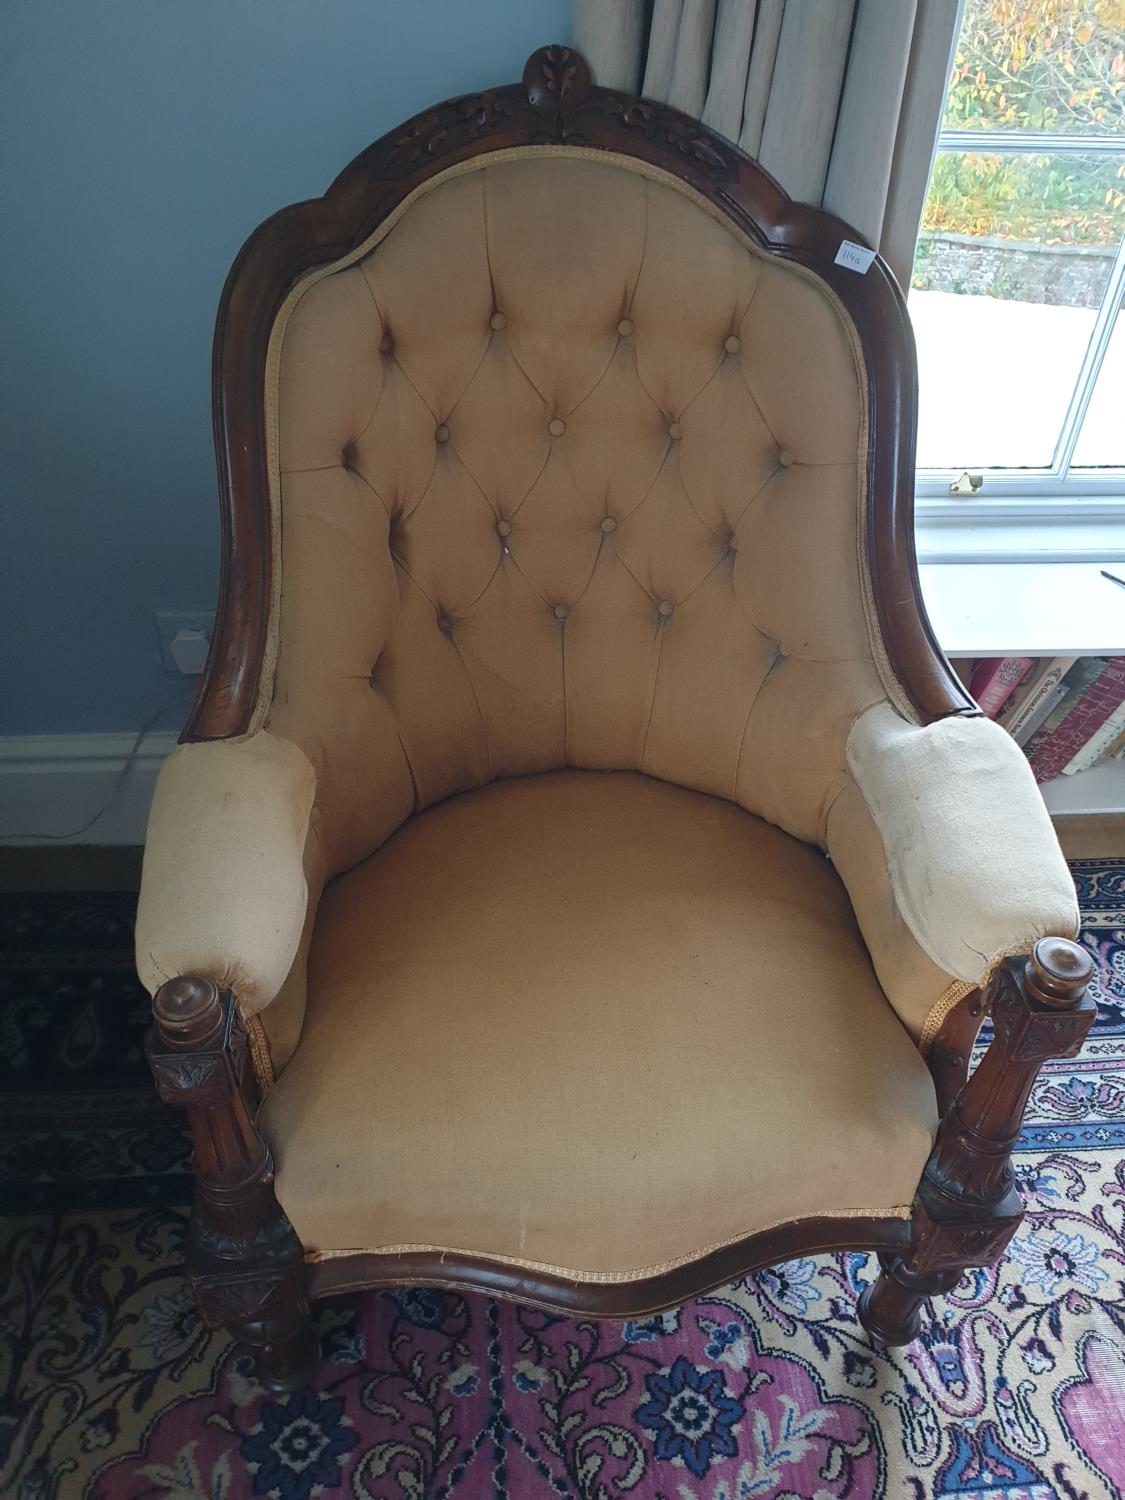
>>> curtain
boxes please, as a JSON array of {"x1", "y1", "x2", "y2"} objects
[{"x1": 571, "y1": 0, "x2": 962, "y2": 290}]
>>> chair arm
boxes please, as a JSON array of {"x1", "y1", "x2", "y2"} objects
[
  {"x1": 135, "y1": 732, "x2": 317, "y2": 1016},
  {"x1": 843, "y1": 702, "x2": 1078, "y2": 987},
  {"x1": 858, "y1": 935, "x2": 1095, "y2": 1345}
]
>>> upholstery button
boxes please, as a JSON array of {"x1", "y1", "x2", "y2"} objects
[
  {"x1": 668, "y1": 422, "x2": 683, "y2": 440},
  {"x1": 779, "y1": 448, "x2": 795, "y2": 467},
  {"x1": 341, "y1": 443, "x2": 355, "y2": 469},
  {"x1": 435, "y1": 424, "x2": 450, "y2": 444},
  {"x1": 548, "y1": 418, "x2": 566, "y2": 437},
  {"x1": 657, "y1": 599, "x2": 674, "y2": 618},
  {"x1": 553, "y1": 603, "x2": 570, "y2": 621},
  {"x1": 724, "y1": 334, "x2": 741, "y2": 354},
  {"x1": 490, "y1": 311, "x2": 507, "y2": 331},
  {"x1": 496, "y1": 518, "x2": 512, "y2": 538},
  {"x1": 600, "y1": 516, "x2": 617, "y2": 534},
  {"x1": 379, "y1": 330, "x2": 394, "y2": 354},
  {"x1": 437, "y1": 613, "x2": 453, "y2": 635},
  {"x1": 617, "y1": 317, "x2": 634, "y2": 337}
]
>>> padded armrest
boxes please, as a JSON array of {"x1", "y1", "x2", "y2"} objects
[
  {"x1": 843, "y1": 703, "x2": 1078, "y2": 986},
  {"x1": 135, "y1": 732, "x2": 317, "y2": 1015}
]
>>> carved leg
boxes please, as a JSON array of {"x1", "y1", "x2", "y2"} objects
[
  {"x1": 859, "y1": 937, "x2": 1095, "y2": 1347},
  {"x1": 147, "y1": 976, "x2": 317, "y2": 1391},
  {"x1": 858, "y1": 1200, "x2": 1021, "y2": 1346},
  {"x1": 858, "y1": 1257, "x2": 961, "y2": 1346}
]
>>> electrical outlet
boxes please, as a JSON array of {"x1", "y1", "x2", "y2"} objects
[{"x1": 155, "y1": 611, "x2": 215, "y2": 674}]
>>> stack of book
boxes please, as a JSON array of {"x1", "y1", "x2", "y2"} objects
[{"x1": 966, "y1": 656, "x2": 1125, "y2": 783}]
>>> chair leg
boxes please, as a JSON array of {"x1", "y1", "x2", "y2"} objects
[
  {"x1": 857, "y1": 1208, "x2": 1018, "y2": 1347},
  {"x1": 191, "y1": 1245, "x2": 318, "y2": 1393},
  {"x1": 147, "y1": 976, "x2": 318, "y2": 1392},
  {"x1": 860, "y1": 938, "x2": 1095, "y2": 1347},
  {"x1": 858, "y1": 1266, "x2": 959, "y2": 1346}
]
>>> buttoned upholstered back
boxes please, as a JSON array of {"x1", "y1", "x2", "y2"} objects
[{"x1": 263, "y1": 148, "x2": 894, "y2": 878}]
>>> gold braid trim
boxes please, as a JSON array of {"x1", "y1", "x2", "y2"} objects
[
  {"x1": 303, "y1": 1205, "x2": 913, "y2": 1283},
  {"x1": 918, "y1": 979, "x2": 978, "y2": 1054},
  {"x1": 243, "y1": 1012, "x2": 276, "y2": 1094},
  {"x1": 918, "y1": 943, "x2": 1039, "y2": 1054}
]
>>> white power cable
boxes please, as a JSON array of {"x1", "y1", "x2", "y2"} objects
[{"x1": 2, "y1": 693, "x2": 193, "y2": 842}]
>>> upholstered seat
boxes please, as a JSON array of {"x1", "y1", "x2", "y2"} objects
[{"x1": 261, "y1": 770, "x2": 938, "y2": 1275}]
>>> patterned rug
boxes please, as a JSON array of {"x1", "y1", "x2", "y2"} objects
[{"x1": 1, "y1": 865, "x2": 1123, "y2": 1500}]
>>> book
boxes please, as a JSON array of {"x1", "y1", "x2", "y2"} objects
[
  {"x1": 969, "y1": 656, "x2": 1034, "y2": 718},
  {"x1": 1022, "y1": 660, "x2": 1099, "y2": 764},
  {"x1": 997, "y1": 657, "x2": 1077, "y2": 745},
  {"x1": 1063, "y1": 690, "x2": 1125, "y2": 774},
  {"x1": 1015, "y1": 681, "x2": 1069, "y2": 747},
  {"x1": 1030, "y1": 657, "x2": 1125, "y2": 783}
]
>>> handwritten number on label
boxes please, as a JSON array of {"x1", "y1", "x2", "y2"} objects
[{"x1": 834, "y1": 240, "x2": 876, "y2": 274}]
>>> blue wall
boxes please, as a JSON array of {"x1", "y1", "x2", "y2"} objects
[{"x1": 1, "y1": 0, "x2": 570, "y2": 735}]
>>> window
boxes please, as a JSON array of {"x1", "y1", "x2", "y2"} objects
[{"x1": 911, "y1": 0, "x2": 1125, "y2": 536}]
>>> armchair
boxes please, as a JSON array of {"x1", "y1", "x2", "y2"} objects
[{"x1": 136, "y1": 48, "x2": 1091, "y2": 1391}]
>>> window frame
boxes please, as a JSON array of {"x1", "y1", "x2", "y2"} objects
[{"x1": 913, "y1": 124, "x2": 1125, "y2": 543}]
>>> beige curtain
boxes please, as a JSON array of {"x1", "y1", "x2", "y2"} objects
[{"x1": 571, "y1": 0, "x2": 962, "y2": 290}]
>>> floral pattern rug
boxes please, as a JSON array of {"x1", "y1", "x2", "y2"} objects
[{"x1": 1, "y1": 864, "x2": 1123, "y2": 1500}]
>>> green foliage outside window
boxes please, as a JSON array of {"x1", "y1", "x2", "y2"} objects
[{"x1": 922, "y1": 0, "x2": 1125, "y2": 247}]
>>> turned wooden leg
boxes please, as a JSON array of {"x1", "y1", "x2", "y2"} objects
[
  {"x1": 859, "y1": 937, "x2": 1095, "y2": 1347},
  {"x1": 147, "y1": 976, "x2": 317, "y2": 1391},
  {"x1": 858, "y1": 1256, "x2": 961, "y2": 1346}
]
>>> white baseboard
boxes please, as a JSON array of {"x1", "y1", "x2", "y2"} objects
[
  {"x1": 1, "y1": 730, "x2": 1119, "y2": 847},
  {"x1": 0, "y1": 732, "x2": 179, "y2": 845}
]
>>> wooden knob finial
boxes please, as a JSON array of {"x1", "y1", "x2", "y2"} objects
[
  {"x1": 153, "y1": 975, "x2": 224, "y2": 1047},
  {"x1": 1025, "y1": 937, "x2": 1094, "y2": 1009}
]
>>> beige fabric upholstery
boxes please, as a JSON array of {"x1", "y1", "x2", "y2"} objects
[
  {"x1": 136, "y1": 734, "x2": 317, "y2": 1013},
  {"x1": 825, "y1": 780, "x2": 958, "y2": 1045},
  {"x1": 260, "y1": 771, "x2": 938, "y2": 1273},
  {"x1": 843, "y1": 704, "x2": 1079, "y2": 986},
  {"x1": 265, "y1": 151, "x2": 884, "y2": 884}
]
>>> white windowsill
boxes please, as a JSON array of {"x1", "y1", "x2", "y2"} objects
[
  {"x1": 916, "y1": 497, "x2": 1125, "y2": 562},
  {"x1": 917, "y1": 517, "x2": 1125, "y2": 566},
  {"x1": 919, "y1": 561, "x2": 1125, "y2": 658},
  {"x1": 916, "y1": 501, "x2": 1125, "y2": 656}
]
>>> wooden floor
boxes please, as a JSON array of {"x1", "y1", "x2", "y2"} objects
[
  {"x1": 1, "y1": 815, "x2": 1121, "y2": 894},
  {"x1": 1053, "y1": 814, "x2": 1125, "y2": 860}
]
